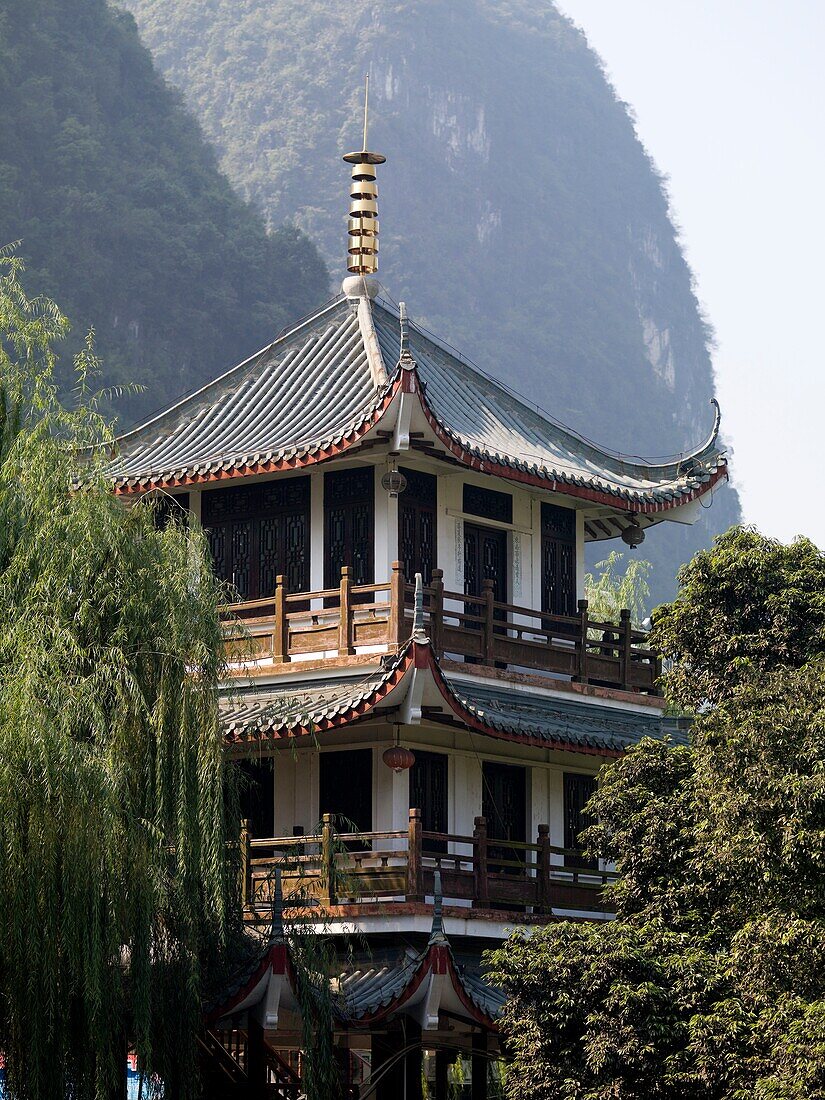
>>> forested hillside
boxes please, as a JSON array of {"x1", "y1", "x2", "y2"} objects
[
  {"x1": 0, "y1": 0, "x2": 328, "y2": 423},
  {"x1": 118, "y1": 0, "x2": 739, "y2": 602}
]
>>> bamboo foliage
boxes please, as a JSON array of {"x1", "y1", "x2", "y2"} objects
[{"x1": 0, "y1": 252, "x2": 236, "y2": 1099}]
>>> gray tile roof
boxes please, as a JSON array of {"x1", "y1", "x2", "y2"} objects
[
  {"x1": 443, "y1": 674, "x2": 686, "y2": 752},
  {"x1": 106, "y1": 290, "x2": 725, "y2": 507},
  {"x1": 371, "y1": 299, "x2": 725, "y2": 506},
  {"x1": 108, "y1": 298, "x2": 387, "y2": 488}
]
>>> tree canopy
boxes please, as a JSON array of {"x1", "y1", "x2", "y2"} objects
[
  {"x1": 487, "y1": 527, "x2": 825, "y2": 1100},
  {"x1": 0, "y1": 252, "x2": 237, "y2": 1100},
  {"x1": 0, "y1": 0, "x2": 329, "y2": 425}
]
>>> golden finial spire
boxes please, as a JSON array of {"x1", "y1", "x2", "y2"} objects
[{"x1": 343, "y1": 74, "x2": 385, "y2": 277}]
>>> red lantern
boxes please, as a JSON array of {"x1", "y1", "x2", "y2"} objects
[{"x1": 382, "y1": 745, "x2": 415, "y2": 773}]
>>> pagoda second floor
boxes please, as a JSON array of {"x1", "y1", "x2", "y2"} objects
[{"x1": 106, "y1": 288, "x2": 726, "y2": 692}]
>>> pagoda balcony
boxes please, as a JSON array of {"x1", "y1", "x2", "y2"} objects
[
  {"x1": 222, "y1": 563, "x2": 661, "y2": 695},
  {"x1": 240, "y1": 809, "x2": 616, "y2": 925}
]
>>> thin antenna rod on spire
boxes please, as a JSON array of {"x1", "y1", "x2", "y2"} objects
[{"x1": 362, "y1": 73, "x2": 369, "y2": 152}]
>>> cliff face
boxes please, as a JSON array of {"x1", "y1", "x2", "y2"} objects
[
  {"x1": 118, "y1": 0, "x2": 739, "y2": 602},
  {"x1": 0, "y1": 0, "x2": 328, "y2": 423}
]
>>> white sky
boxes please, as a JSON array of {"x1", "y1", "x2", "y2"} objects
[{"x1": 558, "y1": 0, "x2": 825, "y2": 548}]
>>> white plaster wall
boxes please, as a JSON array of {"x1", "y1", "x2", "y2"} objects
[
  {"x1": 273, "y1": 749, "x2": 317, "y2": 835},
  {"x1": 309, "y1": 471, "x2": 324, "y2": 594}
]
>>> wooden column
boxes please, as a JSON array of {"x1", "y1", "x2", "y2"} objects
[
  {"x1": 389, "y1": 560, "x2": 406, "y2": 646},
  {"x1": 481, "y1": 578, "x2": 495, "y2": 665},
  {"x1": 338, "y1": 566, "x2": 354, "y2": 656},
  {"x1": 620, "y1": 608, "x2": 632, "y2": 689},
  {"x1": 240, "y1": 818, "x2": 251, "y2": 908},
  {"x1": 471, "y1": 1032, "x2": 488, "y2": 1100},
  {"x1": 273, "y1": 574, "x2": 287, "y2": 662},
  {"x1": 371, "y1": 1026, "x2": 404, "y2": 1100},
  {"x1": 246, "y1": 1017, "x2": 267, "y2": 1100},
  {"x1": 435, "y1": 1048, "x2": 451, "y2": 1100},
  {"x1": 404, "y1": 1020, "x2": 423, "y2": 1100},
  {"x1": 321, "y1": 813, "x2": 337, "y2": 906},
  {"x1": 537, "y1": 823, "x2": 551, "y2": 913},
  {"x1": 576, "y1": 598, "x2": 589, "y2": 683},
  {"x1": 430, "y1": 568, "x2": 444, "y2": 656},
  {"x1": 473, "y1": 816, "x2": 489, "y2": 909},
  {"x1": 407, "y1": 807, "x2": 424, "y2": 902}
]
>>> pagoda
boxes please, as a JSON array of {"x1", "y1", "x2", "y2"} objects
[{"x1": 109, "y1": 87, "x2": 727, "y2": 1099}]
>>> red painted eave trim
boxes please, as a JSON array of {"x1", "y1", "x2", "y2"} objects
[
  {"x1": 223, "y1": 648, "x2": 413, "y2": 746},
  {"x1": 418, "y1": 643, "x2": 623, "y2": 759},
  {"x1": 410, "y1": 371, "x2": 727, "y2": 515}
]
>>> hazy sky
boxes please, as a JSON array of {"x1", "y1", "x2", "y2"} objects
[{"x1": 558, "y1": 0, "x2": 825, "y2": 548}]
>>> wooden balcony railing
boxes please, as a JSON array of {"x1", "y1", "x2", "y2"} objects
[
  {"x1": 223, "y1": 562, "x2": 661, "y2": 694},
  {"x1": 240, "y1": 810, "x2": 616, "y2": 919}
]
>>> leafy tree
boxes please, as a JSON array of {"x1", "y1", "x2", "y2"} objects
[
  {"x1": 487, "y1": 527, "x2": 825, "y2": 1100},
  {"x1": 584, "y1": 549, "x2": 651, "y2": 625},
  {"x1": 0, "y1": 252, "x2": 237, "y2": 1100}
]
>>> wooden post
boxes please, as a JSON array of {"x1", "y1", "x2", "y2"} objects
[
  {"x1": 620, "y1": 608, "x2": 632, "y2": 689},
  {"x1": 246, "y1": 1017, "x2": 267, "y2": 1100},
  {"x1": 435, "y1": 1048, "x2": 451, "y2": 1100},
  {"x1": 482, "y1": 577, "x2": 495, "y2": 665},
  {"x1": 537, "y1": 823, "x2": 551, "y2": 913},
  {"x1": 576, "y1": 598, "x2": 589, "y2": 683},
  {"x1": 473, "y1": 815, "x2": 489, "y2": 909},
  {"x1": 321, "y1": 813, "x2": 337, "y2": 906},
  {"x1": 338, "y1": 566, "x2": 354, "y2": 656},
  {"x1": 471, "y1": 1031, "x2": 488, "y2": 1100},
  {"x1": 430, "y1": 568, "x2": 444, "y2": 656},
  {"x1": 273, "y1": 574, "x2": 287, "y2": 663},
  {"x1": 240, "y1": 818, "x2": 251, "y2": 908},
  {"x1": 389, "y1": 559, "x2": 406, "y2": 646},
  {"x1": 407, "y1": 807, "x2": 424, "y2": 902}
]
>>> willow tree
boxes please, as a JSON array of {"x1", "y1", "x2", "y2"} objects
[{"x1": 0, "y1": 250, "x2": 237, "y2": 1100}]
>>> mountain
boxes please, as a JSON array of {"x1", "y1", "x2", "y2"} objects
[
  {"x1": 116, "y1": 0, "x2": 740, "y2": 605},
  {"x1": 0, "y1": 0, "x2": 329, "y2": 424}
]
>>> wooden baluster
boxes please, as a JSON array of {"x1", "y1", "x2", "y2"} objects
[
  {"x1": 240, "y1": 818, "x2": 251, "y2": 908},
  {"x1": 537, "y1": 823, "x2": 551, "y2": 913},
  {"x1": 430, "y1": 568, "x2": 444, "y2": 656},
  {"x1": 389, "y1": 560, "x2": 406, "y2": 646},
  {"x1": 338, "y1": 566, "x2": 354, "y2": 656},
  {"x1": 273, "y1": 574, "x2": 287, "y2": 663},
  {"x1": 473, "y1": 815, "x2": 489, "y2": 909},
  {"x1": 620, "y1": 608, "x2": 632, "y2": 689},
  {"x1": 321, "y1": 813, "x2": 337, "y2": 906},
  {"x1": 482, "y1": 577, "x2": 495, "y2": 665},
  {"x1": 576, "y1": 598, "x2": 589, "y2": 683},
  {"x1": 407, "y1": 807, "x2": 424, "y2": 902}
]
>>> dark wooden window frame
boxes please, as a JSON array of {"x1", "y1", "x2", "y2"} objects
[
  {"x1": 463, "y1": 483, "x2": 513, "y2": 525},
  {"x1": 324, "y1": 467, "x2": 375, "y2": 590},
  {"x1": 399, "y1": 466, "x2": 437, "y2": 584},
  {"x1": 541, "y1": 501, "x2": 577, "y2": 618},
  {"x1": 202, "y1": 478, "x2": 310, "y2": 600}
]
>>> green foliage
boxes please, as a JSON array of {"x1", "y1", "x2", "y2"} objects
[
  {"x1": 651, "y1": 526, "x2": 825, "y2": 710},
  {"x1": 584, "y1": 549, "x2": 652, "y2": 625},
  {"x1": 0, "y1": 0, "x2": 328, "y2": 424},
  {"x1": 487, "y1": 528, "x2": 825, "y2": 1100},
  {"x1": 0, "y1": 253, "x2": 237, "y2": 1100}
]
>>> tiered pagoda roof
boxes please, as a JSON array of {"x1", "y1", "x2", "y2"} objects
[{"x1": 108, "y1": 291, "x2": 727, "y2": 537}]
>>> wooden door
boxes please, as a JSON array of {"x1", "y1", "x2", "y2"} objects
[
  {"x1": 563, "y1": 772, "x2": 597, "y2": 869},
  {"x1": 324, "y1": 468, "x2": 375, "y2": 588},
  {"x1": 541, "y1": 502, "x2": 576, "y2": 617},
  {"x1": 410, "y1": 751, "x2": 448, "y2": 854},
  {"x1": 399, "y1": 467, "x2": 437, "y2": 584},
  {"x1": 319, "y1": 749, "x2": 373, "y2": 836},
  {"x1": 482, "y1": 761, "x2": 526, "y2": 868},
  {"x1": 463, "y1": 523, "x2": 508, "y2": 603},
  {"x1": 236, "y1": 759, "x2": 274, "y2": 839}
]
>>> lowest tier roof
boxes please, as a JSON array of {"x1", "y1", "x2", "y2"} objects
[{"x1": 107, "y1": 292, "x2": 726, "y2": 512}]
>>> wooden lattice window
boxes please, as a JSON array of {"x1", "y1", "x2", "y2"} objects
[
  {"x1": 202, "y1": 478, "x2": 310, "y2": 600},
  {"x1": 399, "y1": 467, "x2": 437, "y2": 584},
  {"x1": 324, "y1": 467, "x2": 375, "y2": 588},
  {"x1": 541, "y1": 502, "x2": 576, "y2": 617}
]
